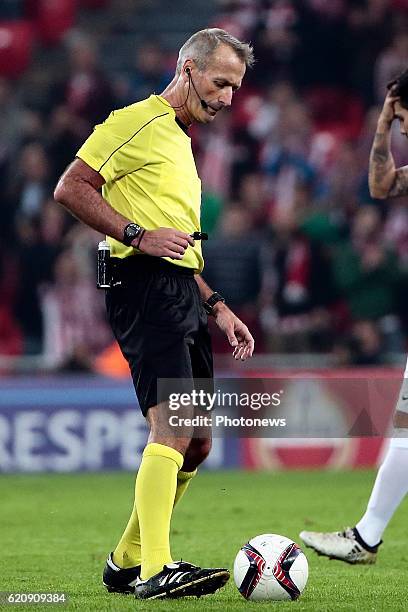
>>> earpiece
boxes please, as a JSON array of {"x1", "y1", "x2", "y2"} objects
[{"x1": 183, "y1": 66, "x2": 216, "y2": 112}]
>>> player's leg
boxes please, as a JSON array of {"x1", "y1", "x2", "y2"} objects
[
  {"x1": 105, "y1": 409, "x2": 207, "y2": 594},
  {"x1": 106, "y1": 402, "x2": 226, "y2": 600},
  {"x1": 105, "y1": 428, "x2": 227, "y2": 599},
  {"x1": 133, "y1": 405, "x2": 229, "y2": 600},
  {"x1": 137, "y1": 401, "x2": 193, "y2": 581},
  {"x1": 104, "y1": 400, "x2": 192, "y2": 593},
  {"x1": 300, "y1": 373, "x2": 408, "y2": 564},
  {"x1": 354, "y1": 410, "x2": 408, "y2": 547},
  {"x1": 109, "y1": 436, "x2": 210, "y2": 582},
  {"x1": 134, "y1": 390, "x2": 214, "y2": 570},
  {"x1": 133, "y1": 322, "x2": 227, "y2": 598},
  {"x1": 136, "y1": 343, "x2": 213, "y2": 582}
]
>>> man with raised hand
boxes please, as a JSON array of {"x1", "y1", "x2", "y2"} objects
[{"x1": 300, "y1": 70, "x2": 408, "y2": 565}]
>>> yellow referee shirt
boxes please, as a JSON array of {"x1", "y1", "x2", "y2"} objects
[{"x1": 76, "y1": 95, "x2": 204, "y2": 272}]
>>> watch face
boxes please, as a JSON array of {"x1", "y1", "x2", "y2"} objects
[{"x1": 124, "y1": 223, "x2": 141, "y2": 245}]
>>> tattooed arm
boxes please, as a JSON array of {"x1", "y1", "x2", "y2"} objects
[
  {"x1": 368, "y1": 88, "x2": 408, "y2": 199},
  {"x1": 388, "y1": 165, "x2": 408, "y2": 197},
  {"x1": 368, "y1": 129, "x2": 395, "y2": 199}
]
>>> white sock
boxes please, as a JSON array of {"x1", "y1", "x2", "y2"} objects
[{"x1": 356, "y1": 431, "x2": 408, "y2": 547}]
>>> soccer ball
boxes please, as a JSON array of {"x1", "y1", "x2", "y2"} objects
[{"x1": 233, "y1": 533, "x2": 308, "y2": 601}]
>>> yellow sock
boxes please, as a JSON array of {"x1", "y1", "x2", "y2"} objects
[
  {"x1": 112, "y1": 505, "x2": 142, "y2": 570},
  {"x1": 136, "y1": 443, "x2": 183, "y2": 580},
  {"x1": 174, "y1": 468, "x2": 197, "y2": 505},
  {"x1": 113, "y1": 467, "x2": 197, "y2": 570}
]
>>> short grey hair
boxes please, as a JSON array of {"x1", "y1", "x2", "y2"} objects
[{"x1": 176, "y1": 28, "x2": 254, "y2": 75}]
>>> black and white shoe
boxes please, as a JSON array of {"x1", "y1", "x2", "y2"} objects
[
  {"x1": 134, "y1": 561, "x2": 230, "y2": 600},
  {"x1": 102, "y1": 553, "x2": 141, "y2": 593}
]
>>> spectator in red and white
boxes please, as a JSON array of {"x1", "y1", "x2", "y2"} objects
[
  {"x1": 42, "y1": 246, "x2": 112, "y2": 370},
  {"x1": 260, "y1": 200, "x2": 335, "y2": 352}
]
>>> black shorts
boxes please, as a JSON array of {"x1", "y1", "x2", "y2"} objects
[{"x1": 105, "y1": 255, "x2": 213, "y2": 415}]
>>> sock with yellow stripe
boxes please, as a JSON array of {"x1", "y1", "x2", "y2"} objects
[{"x1": 112, "y1": 458, "x2": 197, "y2": 571}]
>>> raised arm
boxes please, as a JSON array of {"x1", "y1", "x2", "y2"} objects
[
  {"x1": 388, "y1": 165, "x2": 408, "y2": 198},
  {"x1": 369, "y1": 89, "x2": 408, "y2": 199}
]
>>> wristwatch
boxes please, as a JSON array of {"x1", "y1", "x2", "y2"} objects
[
  {"x1": 203, "y1": 292, "x2": 226, "y2": 315},
  {"x1": 123, "y1": 223, "x2": 143, "y2": 246}
]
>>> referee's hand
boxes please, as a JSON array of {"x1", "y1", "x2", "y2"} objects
[
  {"x1": 138, "y1": 228, "x2": 194, "y2": 259},
  {"x1": 214, "y1": 304, "x2": 255, "y2": 360}
]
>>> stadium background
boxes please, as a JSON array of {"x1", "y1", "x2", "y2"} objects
[{"x1": 1, "y1": 0, "x2": 408, "y2": 475}]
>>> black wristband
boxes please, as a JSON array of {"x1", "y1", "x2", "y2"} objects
[
  {"x1": 136, "y1": 229, "x2": 146, "y2": 250},
  {"x1": 203, "y1": 292, "x2": 226, "y2": 315}
]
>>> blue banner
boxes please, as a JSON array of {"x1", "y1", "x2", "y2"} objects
[{"x1": 0, "y1": 376, "x2": 237, "y2": 472}]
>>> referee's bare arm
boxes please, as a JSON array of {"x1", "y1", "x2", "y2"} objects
[
  {"x1": 195, "y1": 275, "x2": 255, "y2": 360},
  {"x1": 54, "y1": 158, "x2": 194, "y2": 259}
]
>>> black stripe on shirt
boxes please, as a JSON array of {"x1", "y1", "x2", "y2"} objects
[{"x1": 98, "y1": 112, "x2": 169, "y2": 174}]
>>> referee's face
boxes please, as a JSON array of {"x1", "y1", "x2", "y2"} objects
[{"x1": 191, "y1": 44, "x2": 246, "y2": 123}]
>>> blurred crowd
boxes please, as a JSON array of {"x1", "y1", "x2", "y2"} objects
[{"x1": 2, "y1": 0, "x2": 408, "y2": 370}]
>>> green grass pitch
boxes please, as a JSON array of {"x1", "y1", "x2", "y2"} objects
[{"x1": 2, "y1": 469, "x2": 408, "y2": 611}]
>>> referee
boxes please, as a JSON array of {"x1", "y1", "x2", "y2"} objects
[{"x1": 54, "y1": 28, "x2": 255, "y2": 600}]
